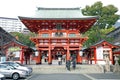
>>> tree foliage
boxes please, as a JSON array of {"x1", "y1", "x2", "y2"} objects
[
  {"x1": 83, "y1": 27, "x2": 115, "y2": 47},
  {"x1": 82, "y1": 1, "x2": 119, "y2": 29},
  {"x1": 10, "y1": 32, "x2": 36, "y2": 47},
  {"x1": 9, "y1": 2, "x2": 119, "y2": 48},
  {"x1": 82, "y1": 1, "x2": 119, "y2": 47}
]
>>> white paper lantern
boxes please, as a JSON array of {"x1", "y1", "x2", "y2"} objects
[
  {"x1": 79, "y1": 50, "x2": 83, "y2": 56},
  {"x1": 35, "y1": 51, "x2": 39, "y2": 56}
]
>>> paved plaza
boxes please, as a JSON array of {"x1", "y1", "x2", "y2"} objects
[
  {"x1": 27, "y1": 60, "x2": 120, "y2": 80},
  {"x1": 5, "y1": 60, "x2": 120, "y2": 80},
  {"x1": 28, "y1": 73, "x2": 120, "y2": 80}
]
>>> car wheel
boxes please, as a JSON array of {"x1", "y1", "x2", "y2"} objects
[{"x1": 12, "y1": 73, "x2": 19, "y2": 80}]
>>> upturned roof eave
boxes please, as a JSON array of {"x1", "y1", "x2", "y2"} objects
[
  {"x1": 90, "y1": 40, "x2": 120, "y2": 49},
  {"x1": 18, "y1": 16, "x2": 98, "y2": 20}
]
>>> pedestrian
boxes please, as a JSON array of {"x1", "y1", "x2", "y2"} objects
[
  {"x1": 72, "y1": 59, "x2": 76, "y2": 69},
  {"x1": 71, "y1": 54, "x2": 76, "y2": 69},
  {"x1": 58, "y1": 57, "x2": 62, "y2": 65},
  {"x1": 66, "y1": 60, "x2": 71, "y2": 71},
  {"x1": 62, "y1": 54, "x2": 66, "y2": 62}
]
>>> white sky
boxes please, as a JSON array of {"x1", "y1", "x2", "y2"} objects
[{"x1": 0, "y1": 0, "x2": 120, "y2": 18}]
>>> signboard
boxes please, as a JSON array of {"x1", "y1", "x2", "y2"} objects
[
  {"x1": 96, "y1": 47, "x2": 103, "y2": 59},
  {"x1": 0, "y1": 56, "x2": 6, "y2": 62},
  {"x1": 13, "y1": 51, "x2": 20, "y2": 57}
]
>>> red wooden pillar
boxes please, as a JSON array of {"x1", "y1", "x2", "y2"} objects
[
  {"x1": 39, "y1": 51, "x2": 42, "y2": 64},
  {"x1": 66, "y1": 30, "x2": 70, "y2": 61},
  {"x1": 36, "y1": 50, "x2": 42, "y2": 64},
  {"x1": 66, "y1": 46, "x2": 70, "y2": 61},
  {"x1": 76, "y1": 51, "x2": 82, "y2": 64},
  {"x1": 20, "y1": 47, "x2": 24, "y2": 64},
  {"x1": 110, "y1": 48, "x2": 114, "y2": 64},
  {"x1": 5, "y1": 49, "x2": 8, "y2": 61},
  {"x1": 48, "y1": 47, "x2": 52, "y2": 64},
  {"x1": 94, "y1": 48, "x2": 97, "y2": 64}
]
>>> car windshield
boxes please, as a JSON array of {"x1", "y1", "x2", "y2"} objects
[
  {"x1": 12, "y1": 63, "x2": 20, "y2": 67},
  {"x1": 0, "y1": 65, "x2": 14, "y2": 70},
  {"x1": 16, "y1": 62, "x2": 24, "y2": 66},
  {"x1": 7, "y1": 66, "x2": 16, "y2": 70},
  {"x1": 7, "y1": 66, "x2": 15, "y2": 70},
  {"x1": 1, "y1": 62, "x2": 24, "y2": 67}
]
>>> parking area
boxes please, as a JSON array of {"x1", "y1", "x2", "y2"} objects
[
  {"x1": 0, "y1": 61, "x2": 32, "y2": 80},
  {"x1": 1, "y1": 60, "x2": 120, "y2": 80},
  {"x1": 5, "y1": 73, "x2": 120, "y2": 80}
]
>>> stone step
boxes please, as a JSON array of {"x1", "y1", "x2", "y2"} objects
[{"x1": 28, "y1": 64, "x2": 102, "y2": 74}]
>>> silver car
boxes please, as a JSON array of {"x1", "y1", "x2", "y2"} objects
[
  {"x1": 1, "y1": 61, "x2": 32, "y2": 76},
  {"x1": 0, "y1": 64, "x2": 28, "y2": 80},
  {"x1": 0, "y1": 73, "x2": 5, "y2": 80}
]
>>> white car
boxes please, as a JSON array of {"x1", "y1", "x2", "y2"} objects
[
  {"x1": 0, "y1": 64, "x2": 28, "y2": 80},
  {"x1": 0, "y1": 73, "x2": 5, "y2": 80},
  {"x1": 1, "y1": 61, "x2": 32, "y2": 76}
]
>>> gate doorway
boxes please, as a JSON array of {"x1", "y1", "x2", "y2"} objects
[{"x1": 52, "y1": 47, "x2": 66, "y2": 65}]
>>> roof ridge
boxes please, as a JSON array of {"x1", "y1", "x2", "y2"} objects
[
  {"x1": 37, "y1": 7, "x2": 81, "y2": 10},
  {"x1": 0, "y1": 17, "x2": 18, "y2": 20}
]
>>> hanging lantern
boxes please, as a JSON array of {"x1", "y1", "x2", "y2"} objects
[
  {"x1": 79, "y1": 50, "x2": 83, "y2": 56},
  {"x1": 35, "y1": 51, "x2": 39, "y2": 56}
]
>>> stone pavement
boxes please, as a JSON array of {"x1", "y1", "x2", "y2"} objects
[
  {"x1": 29, "y1": 64, "x2": 102, "y2": 74},
  {"x1": 28, "y1": 60, "x2": 102, "y2": 74},
  {"x1": 26, "y1": 60, "x2": 120, "y2": 80},
  {"x1": 85, "y1": 73, "x2": 120, "y2": 80}
]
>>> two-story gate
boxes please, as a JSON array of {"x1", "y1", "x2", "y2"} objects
[{"x1": 19, "y1": 7, "x2": 98, "y2": 64}]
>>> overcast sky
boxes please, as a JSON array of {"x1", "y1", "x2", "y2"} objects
[{"x1": 0, "y1": 0, "x2": 120, "y2": 18}]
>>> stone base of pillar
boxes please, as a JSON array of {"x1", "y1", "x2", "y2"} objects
[
  {"x1": 36, "y1": 62, "x2": 41, "y2": 65},
  {"x1": 77, "y1": 62, "x2": 82, "y2": 64},
  {"x1": 105, "y1": 64, "x2": 110, "y2": 72},
  {"x1": 48, "y1": 63, "x2": 52, "y2": 65}
]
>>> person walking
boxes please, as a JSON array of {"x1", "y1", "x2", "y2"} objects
[
  {"x1": 71, "y1": 54, "x2": 76, "y2": 69},
  {"x1": 66, "y1": 60, "x2": 71, "y2": 71},
  {"x1": 58, "y1": 57, "x2": 62, "y2": 65}
]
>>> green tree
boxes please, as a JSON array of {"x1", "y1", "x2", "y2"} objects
[
  {"x1": 83, "y1": 27, "x2": 115, "y2": 47},
  {"x1": 10, "y1": 32, "x2": 36, "y2": 47},
  {"x1": 82, "y1": 1, "x2": 119, "y2": 29},
  {"x1": 82, "y1": 1, "x2": 119, "y2": 47}
]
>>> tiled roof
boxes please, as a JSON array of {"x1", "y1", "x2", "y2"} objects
[
  {"x1": 90, "y1": 40, "x2": 119, "y2": 48},
  {"x1": 19, "y1": 7, "x2": 98, "y2": 19},
  {"x1": 0, "y1": 27, "x2": 26, "y2": 47}
]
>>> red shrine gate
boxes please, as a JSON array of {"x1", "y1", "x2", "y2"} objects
[{"x1": 19, "y1": 7, "x2": 98, "y2": 64}]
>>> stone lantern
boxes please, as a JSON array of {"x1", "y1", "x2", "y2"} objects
[{"x1": 113, "y1": 54, "x2": 120, "y2": 72}]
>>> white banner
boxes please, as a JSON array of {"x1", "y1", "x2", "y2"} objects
[{"x1": 96, "y1": 47, "x2": 103, "y2": 59}]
